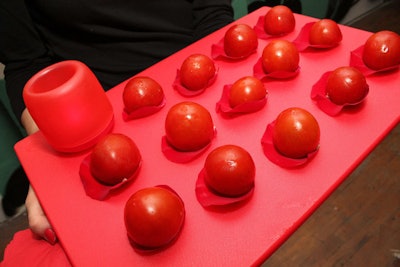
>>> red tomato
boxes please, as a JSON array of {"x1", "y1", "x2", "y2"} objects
[
  {"x1": 165, "y1": 101, "x2": 214, "y2": 152},
  {"x1": 263, "y1": 5, "x2": 295, "y2": 36},
  {"x1": 224, "y1": 24, "x2": 258, "y2": 58},
  {"x1": 122, "y1": 76, "x2": 164, "y2": 113},
  {"x1": 124, "y1": 186, "x2": 185, "y2": 249},
  {"x1": 204, "y1": 145, "x2": 255, "y2": 197},
  {"x1": 229, "y1": 76, "x2": 267, "y2": 108},
  {"x1": 179, "y1": 54, "x2": 216, "y2": 91},
  {"x1": 272, "y1": 107, "x2": 320, "y2": 159},
  {"x1": 309, "y1": 19, "x2": 342, "y2": 46},
  {"x1": 362, "y1": 30, "x2": 400, "y2": 70},
  {"x1": 261, "y1": 40, "x2": 299, "y2": 73},
  {"x1": 90, "y1": 133, "x2": 141, "y2": 185},
  {"x1": 326, "y1": 66, "x2": 369, "y2": 105}
]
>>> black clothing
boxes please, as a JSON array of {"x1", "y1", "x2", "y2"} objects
[{"x1": 0, "y1": 0, "x2": 233, "y2": 120}]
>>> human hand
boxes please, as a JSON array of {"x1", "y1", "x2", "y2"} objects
[
  {"x1": 26, "y1": 186, "x2": 57, "y2": 245},
  {"x1": 21, "y1": 109, "x2": 57, "y2": 244}
]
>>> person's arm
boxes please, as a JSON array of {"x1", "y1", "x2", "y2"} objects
[
  {"x1": 191, "y1": 0, "x2": 234, "y2": 40},
  {"x1": 0, "y1": 0, "x2": 57, "y2": 244},
  {"x1": 0, "y1": 0, "x2": 54, "y2": 120}
]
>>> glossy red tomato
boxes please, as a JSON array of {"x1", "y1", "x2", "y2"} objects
[
  {"x1": 326, "y1": 66, "x2": 369, "y2": 105},
  {"x1": 272, "y1": 107, "x2": 320, "y2": 159},
  {"x1": 204, "y1": 145, "x2": 255, "y2": 197},
  {"x1": 165, "y1": 101, "x2": 214, "y2": 152},
  {"x1": 261, "y1": 39, "x2": 299, "y2": 73},
  {"x1": 90, "y1": 133, "x2": 141, "y2": 185},
  {"x1": 229, "y1": 76, "x2": 267, "y2": 108},
  {"x1": 309, "y1": 19, "x2": 342, "y2": 46},
  {"x1": 122, "y1": 76, "x2": 164, "y2": 113},
  {"x1": 362, "y1": 30, "x2": 400, "y2": 70},
  {"x1": 124, "y1": 186, "x2": 185, "y2": 249},
  {"x1": 224, "y1": 24, "x2": 258, "y2": 58},
  {"x1": 179, "y1": 54, "x2": 216, "y2": 91},
  {"x1": 263, "y1": 5, "x2": 295, "y2": 36}
]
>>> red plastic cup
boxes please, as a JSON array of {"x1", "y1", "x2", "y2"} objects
[{"x1": 23, "y1": 60, "x2": 114, "y2": 153}]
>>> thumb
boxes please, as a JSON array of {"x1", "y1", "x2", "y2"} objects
[{"x1": 26, "y1": 186, "x2": 57, "y2": 245}]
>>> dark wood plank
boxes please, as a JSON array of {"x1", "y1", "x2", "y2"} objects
[
  {"x1": 263, "y1": 124, "x2": 400, "y2": 267},
  {"x1": 348, "y1": 0, "x2": 400, "y2": 34}
]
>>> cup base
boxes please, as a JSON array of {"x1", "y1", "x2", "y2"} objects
[{"x1": 51, "y1": 115, "x2": 114, "y2": 153}]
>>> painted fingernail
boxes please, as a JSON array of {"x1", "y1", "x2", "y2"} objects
[{"x1": 44, "y1": 228, "x2": 57, "y2": 245}]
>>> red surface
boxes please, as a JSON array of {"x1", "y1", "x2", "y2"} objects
[{"x1": 15, "y1": 7, "x2": 400, "y2": 267}]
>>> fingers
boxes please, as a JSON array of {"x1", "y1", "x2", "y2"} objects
[
  {"x1": 26, "y1": 186, "x2": 57, "y2": 245},
  {"x1": 21, "y1": 108, "x2": 39, "y2": 135},
  {"x1": 23, "y1": 111, "x2": 57, "y2": 245}
]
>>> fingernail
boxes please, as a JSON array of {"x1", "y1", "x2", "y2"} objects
[{"x1": 44, "y1": 228, "x2": 57, "y2": 245}]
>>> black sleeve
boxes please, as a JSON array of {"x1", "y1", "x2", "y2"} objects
[
  {"x1": 0, "y1": 0, "x2": 54, "y2": 121},
  {"x1": 192, "y1": 0, "x2": 234, "y2": 40},
  {"x1": 0, "y1": 0, "x2": 234, "y2": 121}
]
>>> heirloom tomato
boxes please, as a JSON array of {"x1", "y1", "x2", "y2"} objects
[
  {"x1": 179, "y1": 54, "x2": 216, "y2": 91},
  {"x1": 90, "y1": 133, "x2": 141, "y2": 185},
  {"x1": 229, "y1": 76, "x2": 267, "y2": 108},
  {"x1": 261, "y1": 40, "x2": 299, "y2": 73},
  {"x1": 309, "y1": 19, "x2": 342, "y2": 46},
  {"x1": 362, "y1": 30, "x2": 400, "y2": 70},
  {"x1": 124, "y1": 186, "x2": 185, "y2": 249},
  {"x1": 122, "y1": 76, "x2": 164, "y2": 113},
  {"x1": 165, "y1": 101, "x2": 214, "y2": 152},
  {"x1": 224, "y1": 24, "x2": 258, "y2": 58},
  {"x1": 272, "y1": 107, "x2": 320, "y2": 159},
  {"x1": 204, "y1": 145, "x2": 255, "y2": 197},
  {"x1": 326, "y1": 66, "x2": 369, "y2": 105},
  {"x1": 263, "y1": 5, "x2": 295, "y2": 36}
]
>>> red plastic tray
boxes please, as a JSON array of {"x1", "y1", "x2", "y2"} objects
[{"x1": 15, "y1": 7, "x2": 400, "y2": 266}]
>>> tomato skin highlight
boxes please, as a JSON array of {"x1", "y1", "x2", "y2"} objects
[
  {"x1": 124, "y1": 187, "x2": 185, "y2": 249},
  {"x1": 326, "y1": 66, "x2": 369, "y2": 105},
  {"x1": 224, "y1": 24, "x2": 258, "y2": 59},
  {"x1": 272, "y1": 107, "x2": 320, "y2": 159},
  {"x1": 204, "y1": 145, "x2": 255, "y2": 197},
  {"x1": 90, "y1": 133, "x2": 141, "y2": 185},
  {"x1": 309, "y1": 19, "x2": 342, "y2": 46},
  {"x1": 165, "y1": 101, "x2": 214, "y2": 152},
  {"x1": 263, "y1": 5, "x2": 295, "y2": 36},
  {"x1": 362, "y1": 30, "x2": 400, "y2": 70},
  {"x1": 261, "y1": 40, "x2": 299, "y2": 73},
  {"x1": 122, "y1": 76, "x2": 164, "y2": 113},
  {"x1": 229, "y1": 76, "x2": 267, "y2": 108},
  {"x1": 179, "y1": 54, "x2": 216, "y2": 91}
]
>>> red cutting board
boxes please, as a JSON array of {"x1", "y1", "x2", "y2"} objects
[{"x1": 15, "y1": 7, "x2": 400, "y2": 267}]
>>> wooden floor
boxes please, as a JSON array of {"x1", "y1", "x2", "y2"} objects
[
  {"x1": 262, "y1": 124, "x2": 400, "y2": 267},
  {"x1": 262, "y1": 2, "x2": 400, "y2": 266},
  {"x1": 1, "y1": 1, "x2": 399, "y2": 265}
]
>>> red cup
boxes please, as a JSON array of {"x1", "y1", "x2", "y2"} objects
[{"x1": 23, "y1": 60, "x2": 114, "y2": 153}]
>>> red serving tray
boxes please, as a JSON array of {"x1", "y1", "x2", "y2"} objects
[{"x1": 15, "y1": 7, "x2": 400, "y2": 267}]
